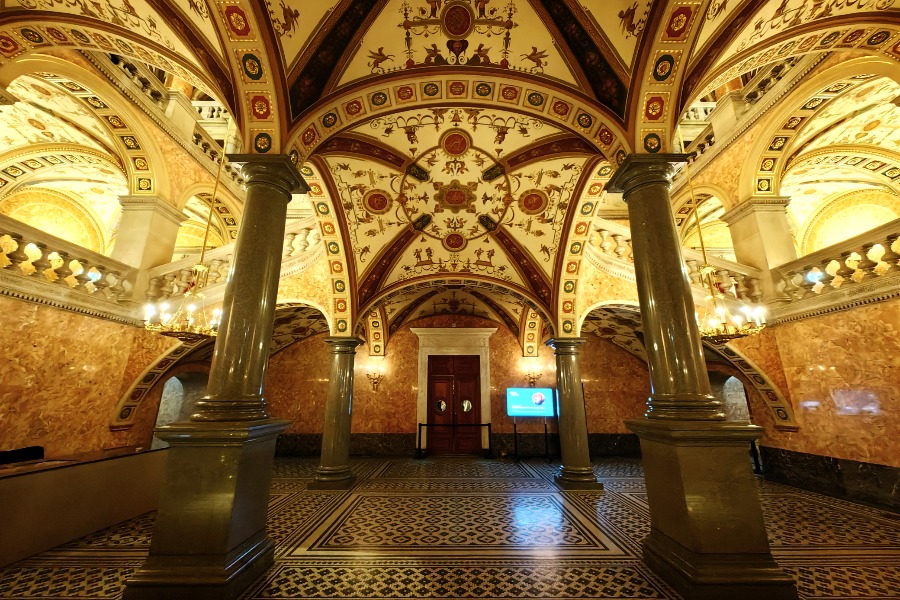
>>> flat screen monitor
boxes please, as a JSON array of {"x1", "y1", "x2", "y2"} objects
[{"x1": 506, "y1": 387, "x2": 555, "y2": 417}]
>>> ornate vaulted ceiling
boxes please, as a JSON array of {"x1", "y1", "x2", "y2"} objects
[{"x1": 2, "y1": 0, "x2": 900, "y2": 353}]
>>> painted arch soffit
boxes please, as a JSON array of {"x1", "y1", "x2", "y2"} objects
[
  {"x1": 713, "y1": 0, "x2": 900, "y2": 72},
  {"x1": 2, "y1": 0, "x2": 215, "y2": 69},
  {"x1": 331, "y1": 0, "x2": 582, "y2": 92}
]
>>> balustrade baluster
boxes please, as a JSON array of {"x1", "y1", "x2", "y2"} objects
[
  {"x1": 880, "y1": 234, "x2": 900, "y2": 273},
  {"x1": 92, "y1": 265, "x2": 110, "y2": 296},
  {"x1": 626, "y1": 239, "x2": 634, "y2": 262},
  {"x1": 108, "y1": 270, "x2": 126, "y2": 302},
  {"x1": 294, "y1": 228, "x2": 311, "y2": 253},
  {"x1": 307, "y1": 229, "x2": 320, "y2": 247},
  {"x1": 685, "y1": 260, "x2": 701, "y2": 284},
  {"x1": 4, "y1": 234, "x2": 29, "y2": 273},
  {"x1": 797, "y1": 266, "x2": 817, "y2": 298},
  {"x1": 612, "y1": 234, "x2": 627, "y2": 260},
  {"x1": 716, "y1": 269, "x2": 735, "y2": 296},
  {"x1": 162, "y1": 273, "x2": 177, "y2": 298},
  {"x1": 208, "y1": 259, "x2": 224, "y2": 283},
  {"x1": 857, "y1": 244, "x2": 878, "y2": 279},
  {"x1": 834, "y1": 251, "x2": 857, "y2": 286},
  {"x1": 779, "y1": 270, "x2": 802, "y2": 300},
  {"x1": 734, "y1": 275, "x2": 749, "y2": 300},
  {"x1": 176, "y1": 268, "x2": 193, "y2": 294},
  {"x1": 29, "y1": 242, "x2": 53, "y2": 279},
  {"x1": 818, "y1": 259, "x2": 836, "y2": 293},
  {"x1": 146, "y1": 276, "x2": 163, "y2": 302},
  {"x1": 72, "y1": 260, "x2": 92, "y2": 290},
  {"x1": 597, "y1": 229, "x2": 611, "y2": 254},
  {"x1": 283, "y1": 232, "x2": 297, "y2": 258},
  {"x1": 53, "y1": 251, "x2": 73, "y2": 286},
  {"x1": 745, "y1": 277, "x2": 763, "y2": 303}
]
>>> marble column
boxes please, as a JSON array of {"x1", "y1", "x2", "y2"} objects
[
  {"x1": 547, "y1": 338, "x2": 601, "y2": 489},
  {"x1": 124, "y1": 155, "x2": 308, "y2": 600},
  {"x1": 110, "y1": 195, "x2": 186, "y2": 299},
  {"x1": 309, "y1": 337, "x2": 363, "y2": 489},
  {"x1": 606, "y1": 154, "x2": 797, "y2": 600},
  {"x1": 721, "y1": 196, "x2": 797, "y2": 300}
]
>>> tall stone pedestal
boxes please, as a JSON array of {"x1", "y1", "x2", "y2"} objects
[
  {"x1": 629, "y1": 419, "x2": 797, "y2": 599},
  {"x1": 123, "y1": 420, "x2": 286, "y2": 600}
]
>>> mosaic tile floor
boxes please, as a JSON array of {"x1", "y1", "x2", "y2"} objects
[{"x1": 2, "y1": 457, "x2": 899, "y2": 599}]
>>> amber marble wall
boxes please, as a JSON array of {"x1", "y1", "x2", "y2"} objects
[
  {"x1": 732, "y1": 298, "x2": 900, "y2": 468},
  {"x1": 580, "y1": 337, "x2": 650, "y2": 431},
  {"x1": 0, "y1": 296, "x2": 176, "y2": 457},
  {"x1": 264, "y1": 315, "x2": 652, "y2": 437}
]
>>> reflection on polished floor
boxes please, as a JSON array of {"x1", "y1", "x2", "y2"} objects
[{"x1": 1, "y1": 457, "x2": 899, "y2": 599}]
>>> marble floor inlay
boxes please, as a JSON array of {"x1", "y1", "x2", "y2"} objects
[{"x1": 1, "y1": 457, "x2": 899, "y2": 599}]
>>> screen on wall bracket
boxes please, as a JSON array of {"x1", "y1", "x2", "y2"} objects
[{"x1": 506, "y1": 387, "x2": 555, "y2": 417}]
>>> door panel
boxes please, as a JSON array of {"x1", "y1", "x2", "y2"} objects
[{"x1": 426, "y1": 355, "x2": 481, "y2": 455}]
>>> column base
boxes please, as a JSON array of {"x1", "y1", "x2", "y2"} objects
[
  {"x1": 555, "y1": 466, "x2": 603, "y2": 490},
  {"x1": 643, "y1": 531, "x2": 797, "y2": 600},
  {"x1": 124, "y1": 418, "x2": 288, "y2": 600},
  {"x1": 626, "y1": 418, "x2": 797, "y2": 600},
  {"x1": 308, "y1": 465, "x2": 355, "y2": 489},
  {"x1": 123, "y1": 531, "x2": 274, "y2": 600}
]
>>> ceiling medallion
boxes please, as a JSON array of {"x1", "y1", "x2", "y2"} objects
[
  {"x1": 518, "y1": 189, "x2": 549, "y2": 215},
  {"x1": 443, "y1": 232, "x2": 468, "y2": 251},
  {"x1": 440, "y1": 129, "x2": 471, "y2": 156},
  {"x1": 363, "y1": 189, "x2": 393, "y2": 214},
  {"x1": 440, "y1": 1, "x2": 476, "y2": 39},
  {"x1": 434, "y1": 179, "x2": 477, "y2": 213}
]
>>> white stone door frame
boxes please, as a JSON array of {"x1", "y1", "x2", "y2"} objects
[{"x1": 410, "y1": 328, "x2": 496, "y2": 450}]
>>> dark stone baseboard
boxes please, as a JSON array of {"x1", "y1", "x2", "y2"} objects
[
  {"x1": 490, "y1": 433, "x2": 640, "y2": 459},
  {"x1": 277, "y1": 432, "x2": 641, "y2": 460},
  {"x1": 276, "y1": 433, "x2": 417, "y2": 458},
  {"x1": 761, "y1": 446, "x2": 899, "y2": 511}
]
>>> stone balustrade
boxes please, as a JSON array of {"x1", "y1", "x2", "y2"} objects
[
  {"x1": 144, "y1": 218, "x2": 322, "y2": 304},
  {"x1": 588, "y1": 220, "x2": 763, "y2": 302},
  {"x1": 772, "y1": 218, "x2": 900, "y2": 305},
  {"x1": 0, "y1": 214, "x2": 134, "y2": 303}
]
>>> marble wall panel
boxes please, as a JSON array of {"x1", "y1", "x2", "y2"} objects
[
  {"x1": 733, "y1": 298, "x2": 900, "y2": 468},
  {"x1": 0, "y1": 296, "x2": 176, "y2": 457},
  {"x1": 580, "y1": 337, "x2": 650, "y2": 432},
  {"x1": 264, "y1": 315, "x2": 653, "y2": 438}
]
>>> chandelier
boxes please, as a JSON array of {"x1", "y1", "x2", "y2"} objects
[
  {"x1": 678, "y1": 129, "x2": 766, "y2": 344},
  {"x1": 143, "y1": 130, "x2": 228, "y2": 342}
]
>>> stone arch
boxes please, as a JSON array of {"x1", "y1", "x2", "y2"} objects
[
  {"x1": 359, "y1": 277, "x2": 556, "y2": 346},
  {"x1": 286, "y1": 73, "x2": 630, "y2": 163},
  {"x1": 690, "y1": 22, "x2": 900, "y2": 107},
  {"x1": 150, "y1": 364, "x2": 210, "y2": 449},
  {"x1": 0, "y1": 17, "x2": 224, "y2": 103},
  {"x1": 0, "y1": 186, "x2": 107, "y2": 253},
  {"x1": 737, "y1": 56, "x2": 900, "y2": 203},
  {"x1": 269, "y1": 302, "x2": 332, "y2": 356},
  {"x1": 0, "y1": 55, "x2": 171, "y2": 199},
  {"x1": 577, "y1": 300, "x2": 642, "y2": 346}
]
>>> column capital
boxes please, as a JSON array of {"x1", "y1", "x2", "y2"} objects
[
  {"x1": 118, "y1": 195, "x2": 187, "y2": 226},
  {"x1": 227, "y1": 154, "x2": 310, "y2": 197},
  {"x1": 721, "y1": 196, "x2": 791, "y2": 225},
  {"x1": 325, "y1": 336, "x2": 364, "y2": 353},
  {"x1": 546, "y1": 337, "x2": 586, "y2": 354},
  {"x1": 606, "y1": 153, "x2": 689, "y2": 196}
]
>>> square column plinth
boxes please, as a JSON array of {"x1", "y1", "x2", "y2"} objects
[
  {"x1": 123, "y1": 419, "x2": 287, "y2": 600},
  {"x1": 628, "y1": 419, "x2": 797, "y2": 600}
]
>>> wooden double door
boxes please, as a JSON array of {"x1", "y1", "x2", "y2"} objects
[{"x1": 426, "y1": 355, "x2": 481, "y2": 455}]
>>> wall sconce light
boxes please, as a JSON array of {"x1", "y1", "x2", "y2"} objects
[
  {"x1": 367, "y1": 366, "x2": 384, "y2": 391},
  {"x1": 524, "y1": 371, "x2": 542, "y2": 387}
]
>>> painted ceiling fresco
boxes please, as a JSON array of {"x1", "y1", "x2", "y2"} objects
[
  {"x1": 577, "y1": 0, "x2": 653, "y2": 70},
  {"x1": 336, "y1": 0, "x2": 580, "y2": 88},
  {"x1": 2, "y1": 0, "x2": 898, "y2": 358},
  {"x1": 318, "y1": 104, "x2": 594, "y2": 315}
]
